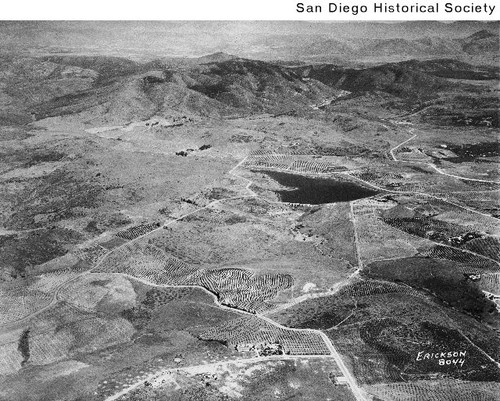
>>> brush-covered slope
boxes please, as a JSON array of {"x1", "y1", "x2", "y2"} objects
[
  {"x1": 461, "y1": 29, "x2": 499, "y2": 55},
  {"x1": 294, "y1": 58, "x2": 498, "y2": 100},
  {"x1": 0, "y1": 55, "x2": 336, "y2": 126},
  {"x1": 183, "y1": 58, "x2": 335, "y2": 113},
  {"x1": 294, "y1": 63, "x2": 448, "y2": 98}
]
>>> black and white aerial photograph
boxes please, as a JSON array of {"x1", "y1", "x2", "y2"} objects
[{"x1": 0, "y1": 20, "x2": 499, "y2": 401}]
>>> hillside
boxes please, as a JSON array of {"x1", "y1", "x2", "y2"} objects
[
  {"x1": 461, "y1": 29, "x2": 499, "y2": 54},
  {"x1": 2, "y1": 54, "x2": 494, "y2": 127},
  {"x1": 0, "y1": 55, "x2": 337, "y2": 126},
  {"x1": 0, "y1": 23, "x2": 499, "y2": 401},
  {"x1": 294, "y1": 63, "x2": 448, "y2": 99},
  {"x1": 294, "y1": 58, "x2": 499, "y2": 99},
  {"x1": 0, "y1": 22, "x2": 498, "y2": 65}
]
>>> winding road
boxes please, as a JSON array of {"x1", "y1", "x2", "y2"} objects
[
  {"x1": 6, "y1": 132, "x2": 499, "y2": 401},
  {"x1": 390, "y1": 128, "x2": 500, "y2": 185}
]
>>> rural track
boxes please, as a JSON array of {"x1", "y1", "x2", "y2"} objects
[
  {"x1": 254, "y1": 314, "x2": 370, "y2": 401},
  {"x1": 1, "y1": 271, "x2": 92, "y2": 330},
  {"x1": 85, "y1": 150, "x2": 371, "y2": 401},
  {"x1": 264, "y1": 200, "x2": 364, "y2": 317},
  {"x1": 261, "y1": 279, "x2": 353, "y2": 317},
  {"x1": 347, "y1": 197, "x2": 500, "y2": 272},
  {"x1": 102, "y1": 272, "x2": 369, "y2": 401},
  {"x1": 227, "y1": 155, "x2": 257, "y2": 197},
  {"x1": 347, "y1": 196, "x2": 500, "y2": 369},
  {"x1": 350, "y1": 200, "x2": 364, "y2": 270},
  {"x1": 7, "y1": 147, "x2": 496, "y2": 401},
  {"x1": 428, "y1": 163, "x2": 500, "y2": 184},
  {"x1": 2, "y1": 156, "x2": 256, "y2": 329},
  {"x1": 389, "y1": 133, "x2": 417, "y2": 161},
  {"x1": 340, "y1": 171, "x2": 498, "y2": 219},
  {"x1": 92, "y1": 118, "x2": 497, "y2": 401},
  {"x1": 398, "y1": 104, "x2": 437, "y2": 119},
  {"x1": 2, "y1": 158, "x2": 259, "y2": 327},
  {"x1": 105, "y1": 353, "x2": 349, "y2": 401},
  {"x1": 390, "y1": 129, "x2": 500, "y2": 184},
  {"x1": 242, "y1": 148, "x2": 498, "y2": 219}
]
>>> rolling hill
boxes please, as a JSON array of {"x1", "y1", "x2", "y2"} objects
[{"x1": 0, "y1": 55, "x2": 339, "y2": 126}]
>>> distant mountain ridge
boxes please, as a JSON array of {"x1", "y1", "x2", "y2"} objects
[
  {"x1": 293, "y1": 58, "x2": 498, "y2": 98},
  {"x1": 0, "y1": 54, "x2": 339, "y2": 125},
  {"x1": 252, "y1": 29, "x2": 499, "y2": 64},
  {"x1": 0, "y1": 21, "x2": 497, "y2": 64},
  {"x1": 0, "y1": 51, "x2": 497, "y2": 127},
  {"x1": 196, "y1": 52, "x2": 239, "y2": 64}
]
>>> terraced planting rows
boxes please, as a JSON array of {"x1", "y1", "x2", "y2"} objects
[
  {"x1": 248, "y1": 148, "x2": 352, "y2": 157},
  {"x1": 381, "y1": 194, "x2": 500, "y2": 238},
  {"x1": 288, "y1": 159, "x2": 343, "y2": 173},
  {"x1": 247, "y1": 154, "x2": 293, "y2": 170},
  {"x1": 365, "y1": 256, "x2": 500, "y2": 321},
  {"x1": 461, "y1": 236, "x2": 500, "y2": 262},
  {"x1": 366, "y1": 380, "x2": 500, "y2": 401},
  {"x1": 199, "y1": 269, "x2": 293, "y2": 312},
  {"x1": 0, "y1": 269, "x2": 83, "y2": 325},
  {"x1": 27, "y1": 330, "x2": 74, "y2": 365},
  {"x1": 191, "y1": 315, "x2": 330, "y2": 355},
  {"x1": 480, "y1": 273, "x2": 500, "y2": 295},
  {"x1": 352, "y1": 198, "x2": 433, "y2": 263},
  {"x1": 417, "y1": 196, "x2": 500, "y2": 235},
  {"x1": 31, "y1": 270, "x2": 80, "y2": 293},
  {"x1": 421, "y1": 245, "x2": 500, "y2": 273},
  {"x1": 0, "y1": 341, "x2": 25, "y2": 375},
  {"x1": 67, "y1": 316, "x2": 135, "y2": 354},
  {"x1": 153, "y1": 219, "x2": 273, "y2": 266},
  {"x1": 0, "y1": 287, "x2": 52, "y2": 324},
  {"x1": 380, "y1": 212, "x2": 500, "y2": 256},
  {"x1": 0, "y1": 318, "x2": 74, "y2": 376},
  {"x1": 270, "y1": 280, "x2": 424, "y2": 330},
  {"x1": 95, "y1": 242, "x2": 199, "y2": 285},
  {"x1": 335, "y1": 280, "x2": 421, "y2": 298},
  {"x1": 94, "y1": 241, "x2": 293, "y2": 313},
  {"x1": 348, "y1": 168, "x2": 500, "y2": 194},
  {"x1": 57, "y1": 273, "x2": 134, "y2": 311},
  {"x1": 443, "y1": 210, "x2": 498, "y2": 237},
  {"x1": 155, "y1": 235, "x2": 212, "y2": 264},
  {"x1": 115, "y1": 222, "x2": 162, "y2": 240},
  {"x1": 0, "y1": 295, "x2": 137, "y2": 375},
  {"x1": 443, "y1": 191, "x2": 500, "y2": 218},
  {"x1": 353, "y1": 197, "x2": 397, "y2": 215},
  {"x1": 325, "y1": 301, "x2": 500, "y2": 384},
  {"x1": 244, "y1": 153, "x2": 342, "y2": 174},
  {"x1": 382, "y1": 216, "x2": 467, "y2": 244},
  {"x1": 249, "y1": 149, "x2": 295, "y2": 156},
  {"x1": 3, "y1": 152, "x2": 493, "y2": 400}
]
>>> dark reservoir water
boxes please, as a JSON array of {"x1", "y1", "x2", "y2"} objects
[{"x1": 261, "y1": 171, "x2": 378, "y2": 204}]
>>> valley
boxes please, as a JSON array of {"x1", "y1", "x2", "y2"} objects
[{"x1": 0, "y1": 21, "x2": 499, "y2": 401}]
